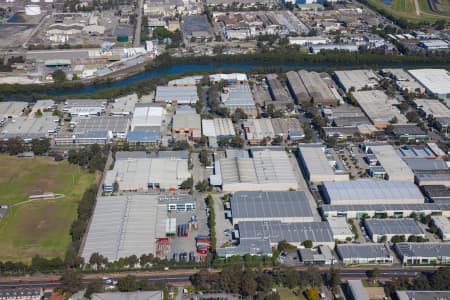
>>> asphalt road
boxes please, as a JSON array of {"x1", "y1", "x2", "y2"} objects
[{"x1": 133, "y1": 0, "x2": 144, "y2": 47}]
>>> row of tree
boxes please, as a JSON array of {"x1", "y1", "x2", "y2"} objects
[
  {"x1": 0, "y1": 137, "x2": 50, "y2": 156},
  {"x1": 68, "y1": 144, "x2": 109, "y2": 173}
]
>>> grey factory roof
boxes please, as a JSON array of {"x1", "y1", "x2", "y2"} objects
[
  {"x1": 271, "y1": 118, "x2": 303, "y2": 137},
  {"x1": 414, "y1": 99, "x2": 450, "y2": 118},
  {"x1": 347, "y1": 280, "x2": 370, "y2": 300},
  {"x1": 202, "y1": 118, "x2": 236, "y2": 138},
  {"x1": 297, "y1": 70, "x2": 337, "y2": 104},
  {"x1": 391, "y1": 124, "x2": 427, "y2": 137},
  {"x1": 111, "y1": 94, "x2": 139, "y2": 115},
  {"x1": 238, "y1": 221, "x2": 334, "y2": 244},
  {"x1": 243, "y1": 119, "x2": 275, "y2": 141},
  {"x1": 333, "y1": 69, "x2": 379, "y2": 92},
  {"x1": 0, "y1": 116, "x2": 59, "y2": 141},
  {"x1": 406, "y1": 158, "x2": 448, "y2": 172},
  {"x1": 64, "y1": 99, "x2": 106, "y2": 108},
  {"x1": 366, "y1": 143, "x2": 415, "y2": 181},
  {"x1": 408, "y1": 69, "x2": 450, "y2": 96},
  {"x1": 230, "y1": 191, "x2": 314, "y2": 221},
  {"x1": 74, "y1": 116, "x2": 130, "y2": 135},
  {"x1": 217, "y1": 239, "x2": 272, "y2": 257},
  {"x1": 154, "y1": 86, "x2": 199, "y2": 104},
  {"x1": 182, "y1": 15, "x2": 210, "y2": 36},
  {"x1": 364, "y1": 218, "x2": 423, "y2": 236},
  {"x1": 131, "y1": 106, "x2": 164, "y2": 131},
  {"x1": 286, "y1": 70, "x2": 310, "y2": 102},
  {"x1": 337, "y1": 243, "x2": 392, "y2": 259},
  {"x1": 396, "y1": 291, "x2": 450, "y2": 300},
  {"x1": 0, "y1": 101, "x2": 27, "y2": 118},
  {"x1": 221, "y1": 84, "x2": 255, "y2": 106},
  {"x1": 92, "y1": 291, "x2": 164, "y2": 300},
  {"x1": 322, "y1": 180, "x2": 424, "y2": 205},
  {"x1": 172, "y1": 113, "x2": 201, "y2": 130},
  {"x1": 266, "y1": 74, "x2": 292, "y2": 104},
  {"x1": 322, "y1": 203, "x2": 450, "y2": 213},
  {"x1": 82, "y1": 195, "x2": 167, "y2": 261},
  {"x1": 395, "y1": 242, "x2": 450, "y2": 258},
  {"x1": 30, "y1": 100, "x2": 55, "y2": 116},
  {"x1": 431, "y1": 215, "x2": 450, "y2": 235}
]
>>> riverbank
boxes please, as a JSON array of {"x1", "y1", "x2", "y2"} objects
[{"x1": 1, "y1": 50, "x2": 449, "y2": 100}]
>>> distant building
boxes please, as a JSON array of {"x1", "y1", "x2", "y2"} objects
[
  {"x1": 364, "y1": 218, "x2": 424, "y2": 242},
  {"x1": 172, "y1": 112, "x2": 201, "y2": 140},
  {"x1": 91, "y1": 291, "x2": 164, "y2": 300},
  {"x1": 337, "y1": 244, "x2": 393, "y2": 265},
  {"x1": 155, "y1": 86, "x2": 199, "y2": 104},
  {"x1": 395, "y1": 242, "x2": 450, "y2": 265},
  {"x1": 397, "y1": 291, "x2": 450, "y2": 300},
  {"x1": 408, "y1": 69, "x2": 450, "y2": 100},
  {"x1": 221, "y1": 84, "x2": 257, "y2": 117}
]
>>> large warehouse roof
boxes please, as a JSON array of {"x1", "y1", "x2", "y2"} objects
[
  {"x1": 408, "y1": 69, "x2": 450, "y2": 97},
  {"x1": 414, "y1": 99, "x2": 450, "y2": 118},
  {"x1": 155, "y1": 86, "x2": 199, "y2": 104},
  {"x1": 364, "y1": 218, "x2": 423, "y2": 236},
  {"x1": 131, "y1": 106, "x2": 164, "y2": 131},
  {"x1": 333, "y1": 69, "x2": 379, "y2": 92},
  {"x1": 111, "y1": 94, "x2": 138, "y2": 115},
  {"x1": 322, "y1": 180, "x2": 424, "y2": 205},
  {"x1": 0, "y1": 101, "x2": 27, "y2": 118},
  {"x1": 82, "y1": 195, "x2": 167, "y2": 261},
  {"x1": 366, "y1": 143, "x2": 415, "y2": 181},
  {"x1": 298, "y1": 143, "x2": 349, "y2": 183},
  {"x1": 0, "y1": 116, "x2": 59, "y2": 141},
  {"x1": 239, "y1": 221, "x2": 334, "y2": 245},
  {"x1": 337, "y1": 243, "x2": 392, "y2": 259},
  {"x1": 396, "y1": 291, "x2": 450, "y2": 300},
  {"x1": 202, "y1": 118, "x2": 235, "y2": 138},
  {"x1": 395, "y1": 242, "x2": 450, "y2": 258},
  {"x1": 74, "y1": 116, "x2": 130, "y2": 136},
  {"x1": 322, "y1": 202, "x2": 450, "y2": 215},
  {"x1": 231, "y1": 191, "x2": 314, "y2": 223}
]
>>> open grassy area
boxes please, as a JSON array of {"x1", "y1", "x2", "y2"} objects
[
  {"x1": 277, "y1": 287, "x2": 307, "y2": 300},
  {"x1": 0, "y1": 155, "x2": 95, "y2": 262},
  {"x1": 392, "y1": 0, "x2": 416, "y2": 14}
]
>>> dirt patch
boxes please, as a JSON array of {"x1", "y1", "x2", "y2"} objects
[{"x1": 15, "y1": 202, "x2": 57, "y2": 243}]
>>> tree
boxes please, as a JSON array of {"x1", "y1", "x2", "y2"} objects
[
  {"x1": 52, "y1": 69, "x2": 67, "y2": 83},
  {"x1": 84, "y1": 279, "x2": 104, "y2": 299},
  {"x1": 305, "y1": 287, "x2": 320, "y2": 300},
  {"x1": 232, "y1": 108, "x2": 248, "y2": 123},
  {"x1": 195, "y1": 180, "x2": 209, "y2": 192},
  {"x1": 241, "y1": 270, "x2": 257, "y2": 297},
  {"x1": 302, "y1": 240, "x2": 313, "y2": 248},
  {"x1": 199, "y1": 149, "x2": 210, "y2": 166},
  {"x1": 367, "y1": 267, "x2": 379, "y2": 282},
  {"x1": 180, "y1": 177, "x2": 193, "y2": 190},
  {"x1": 413, "y1": 273, "x2": 431, "y2": 290},
  {"x1": 257, "y1": 272, "x2": 272, "y2": 293},
  {"x1": 327, "y1": 267, "x2": 341, "y2": 289},
  {"x1": 35, "y1": 109, "x2": 43, "y2": 117},
  {"x1": 60, "y1": 268, "x2": 84, "y2": 295},
  {"x1": 430, "y1": 268, "x2": 450, "y2": 290},
  {"x1": 7, "y1": 137, "x2": 25, "y2": 155},
  {"x1": 31, "y1": 138, "x2": 50, "y2": 155},
  {"x1": 219, "y1": 265, "x2": 242, "y2": 293},
  {"x1": 117, "y1": 275, "x2": 139, "y2": 292}
]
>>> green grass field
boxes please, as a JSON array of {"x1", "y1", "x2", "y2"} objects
[
  {"x1": 392, "y1": 0, "x2": 416, "y2": 13},
  {"x1": 367, "y1": 0, "x2": 450, "y2": 22},
  {"x1": 0, "y1": 155, "x2": 95, "y2": 262}
]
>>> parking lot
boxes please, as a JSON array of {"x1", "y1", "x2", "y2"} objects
[{"x1": 213, "y1": 194, "x2": 234, "y2": 248}]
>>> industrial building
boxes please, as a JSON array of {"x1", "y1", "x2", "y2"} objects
[
  {"x1": 221, "y1": 84, "x2": 257, "y2": 117},
  {"x1": 270, "y1": 118, "x2": 304, "y2": 141},
  {"x1": 414, "y1": 98, "x2": 450, "y2": 119},
  {"x1": 286, "y1": 70, "x2": 310, "y2": 103},
  {"x1": 391, "y1": 124, "x2": 429, "y2": 140},
  {"x1": 182, "y1": 15, "x2": 210, "y2": 39},
  {"x1": 297, "y1": 70, "x2": 339, "y2": 105},
  {"x1": 397, "y1": 143, "x2": 446, "y2": 159},
  {"x1": 395, "y1": 242, "x2": 450, "y2": 265},
  {"x1": 408, "y1": 69, "x2": 450, "y2": 100},
  {"x1": 54, "y1": 131, "x2": 111, "y2": 146},
  {"x1": 210, "y1": 73, "x2": 248, "y2": 84},
  {"x1": 406, "y1": 158, "x2": 448, "y2": 175},
  {"x1": 422, "y1": 185, "x2": 450, "y2": 203},
  {"x1": 265, "y1": 74, "x2": 293, "y2": 108},
  {"x1": 73, "y1": 116, "x2": 130, "y2": 139},
  {"x1": 126, "y1": 131, "x2": 160, "y2": 146},
  {"x1": 131, "y1": 106, "x2": 164, "y2": 131},
  {"x1": 363, "y1": 143, "x2": 415, "y2": 181},
  {"x1": 347, "y1": 280, "x2": 370, "y2": 300},
  {"x1": 364, "y1": 219, "x2": 424, "y2": 242},
  {"x1": 333, "y1": 69, "x2": 379, "y2": 92},
  {"x1": 0, "y1": 116, "x2": 59, "y2": 142},
  {"x1": 82, "y1": 195, "x2": 168, "y2": 261},
  {"x1": 172, "y1": 112, "x2": 201, "y2": 139},
  {"x1": 154, "y1": 86, "x2": 199, "y2": 104},
  {"x1": 30, "y1": 100, "x2": 55, "y2": 116},
  {"x1": 230, "y1": 191, "x2": 315, "y2": 225},
  {"x1": 321, "y1": 180, "x2": 424, "y2": 205},
  {"x1": 431, "y1": 215, "x2": 450, "y2": 241},
  {"x1": 382, "y1": 68, "x2": 425, "y2": 93},
  {"x1": 0, "y1": 101, "x2": 28, "y2": 119},
  {"x1": 217, "y1": 239, "x2": 272, "y2": 258},
  {"x1": 201, "y1": 118, "x2": 236, "y2": 139},
  {"x1": 298, "y1": 143, "x2": 349, "y2": 184},
  {"x1": 327, "y1": 217, "x2": 354, "y2": 241},
  {"x1": 92, "y1": 291, "x2": 164, "y2": 300},
  {"x1": 110, "y1": 94, "x2": 139, "y2": 115},
  {"x1": 238, "y1": 221, "x2": 335, "y2": 248},
  {"x1": 397, "y1": 291, "x2": 450, "y2": 300},
  {"x1": 210, "y1": 148, "x2": 299, "y2": 192},
  {"x1": 62, "y1": 99, "x2": 106, "y2": 116},
  {"x1": 242, "y1": 119, "x2": 275, "y2": 145},
  {"x1": 329, "y1": 105, "x2": 371, "y2": 127},
  {"x1": 337, "y1": 244, "x2": 393, "y2": 265},
  {"x1": 103, "y1": 154, "x2": 191, "y2": 192},
  {"x1": 321, "y1": 202, "x2": 450, "y2": 219},
  {"x1": 352, "y1": 90, "x2": 407, "y2": 128}
]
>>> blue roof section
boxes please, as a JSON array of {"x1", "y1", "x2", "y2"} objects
[{"x1": 127, "y1": 131, "x2": 160, "y2": 142}]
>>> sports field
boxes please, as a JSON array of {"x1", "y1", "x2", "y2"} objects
[{"x1": 0, "y1": 155, "x2": 96, "y2": 262}]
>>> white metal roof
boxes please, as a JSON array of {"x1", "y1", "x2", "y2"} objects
[{"x1": 408, "y1": 69, "x2": 450, "y2": 96}]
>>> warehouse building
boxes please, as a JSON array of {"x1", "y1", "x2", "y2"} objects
[
  {"x1": 352, "y1": 90, "x2": 407, "y2": 128},
  {"x1": 321, "y1": 202, "x2": 450, "y2": 219},
  {"x1": 337, "y1": 244, "x2": 393, "y2": 265},
  {"x1": 265, "y1": 74, "x2": 293, "y2": 108},
  {"x1": 210, "y1": 148, "x2": 299, "y2": 192},
  {"x1": 391, "y1": 124, "x2": 429, "y2": 140},
  {"x1": 111, "y1": 94, "x2": 138, "y2": 115},
  {"x1": 0, "y1": 116, "x2": 59, "y2": 142},
  {"x1": 271, "y1": 118, "x2": 304, "y2": 141},
  {"x1": 333, "y1": 69, "x2": 379, "y2": 93},
  {"x1": 321, "y1": 180, "x2": 424, "y2": 205},
  {"x1": 298, "y1": 143, "x2": 349, "y2": 184},
  {"x1": 126, "y1": 131, "x2": 160, "y2": 146},
  {"x1": 330, "y1": 105, "x2": 371, "y2": 127},
  {"x1": 74, "y1": 116, "x2": 130, "y2": 139},
  {"x1": 54, "y1": 131, "x2": 111, "y2": 146},
  {"x1": 62, "y1": 99, "x2": 106, "y2": 116},
  {"x1": 422, "y1": 185, "x2": 450, "y2": 203},
  {"x1": 431, "y1": 215, "x2": 450, "y2": 241},
  {"x1": 327, "y1": 217, "x2": 354, "y2": 241},
  {"x1": 382, "y1": 68, "x2": 425, "y2": 94},
  {"x1": 286, "y1": 70, "x2": 310, "y2": 103},
  {"x1": 363, "y1": 143, "x2": 415, "y2": 181},
  {"x1": 201, "y1": 118, "x2": 235, "y2": 139},
  {"x1": 297, "y1": 70, "x2": 339, "y2": 105},
  {"x1": 131, "y1": 106, "x2": 164, "y2": 131},
  {"x1": 242, "y1": 119, "x2": 275, "y2": 145},
  {"x1": 103, "y1": 155, "x2": 191, "y2": 192},
  {"x1": 397, "y1": 291, "x2": 450, "y2": 300},
  {"x1": 347, "y1": 280, "x2": 370, "y2": 300},
  {"x1": 406, "y1": 158, "x2": 448, "y2": 175},
  {"x1": 408, "y1": 69, "x2": 450, "y2": 100},
  {"x1": 414, "y1": 98, "x2": 450, "y2": 119},
  {"x1": 210, "y1": 73, "x2": 248, "y2": 84},
  {"x1": 82, "y1": 195, "x2": 168, "y2": 261},
  {"x1": 221, "y1": 84, "x2": 257, "y2": 117},
  {"x1": 0, "y1": 101, "x2": 28, "y2": 119},
  {"x1": 238, "y1": 220, "x2": 335, "y2": 248},
  {"x1": 364, "y1": 218, "x2": 424, "y2": 242},
  {"x1": 92, "y1": 291, "x2": 164, "y2": 300},
  {"x1": 172, "y1": 112, "x2": 201, "y2": 139},
  {"x1": 230, "y1": 191, "x2": 315, "y2": 225},
  {"x1": 398, "y1": 143, "x2": 446, "y2": 159},
  {"x1": 154, "y1": 86, "x2": 199, "y2": 104},
  {"x1": 30, "y1": 100, "x2": 55, "y2": 116},
  {"x1": 395, "y1": 242, "x2": 450, "y2": 265},
  {"x1": 217, "y1": 239, "x2": 272, "y2": 258}
]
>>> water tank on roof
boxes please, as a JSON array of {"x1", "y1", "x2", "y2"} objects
[{"x1": 25, "y1": 5, "x2": 41, "y2": 15}]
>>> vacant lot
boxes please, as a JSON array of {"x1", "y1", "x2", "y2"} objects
[{"x1": 0, "y1": 155, "x2": 95, "y2": 262}]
